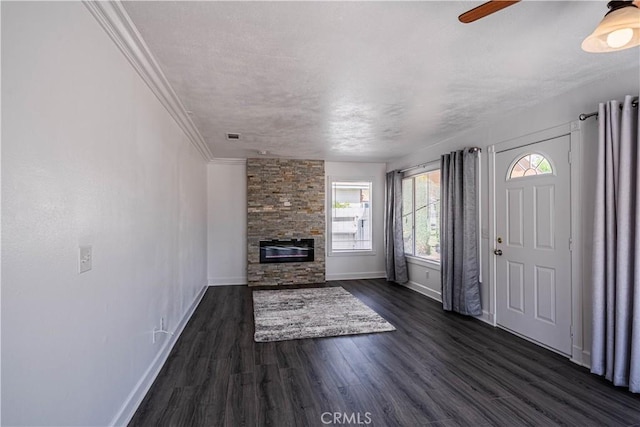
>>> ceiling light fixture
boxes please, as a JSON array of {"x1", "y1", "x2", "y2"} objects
[{"x1": 582, "y1": 1, "x2": 640, "y2": 53}]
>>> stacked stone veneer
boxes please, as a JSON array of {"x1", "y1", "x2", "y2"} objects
[{"x1": 247, "y1": 158, "x2": 326, "y2": 286}]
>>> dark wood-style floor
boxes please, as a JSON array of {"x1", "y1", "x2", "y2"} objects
[{"x1": 129, "y1": 279, "x2": 640, "y2": 426}]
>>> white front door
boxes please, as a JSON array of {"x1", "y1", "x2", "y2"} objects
[{"x1": 495, "y1": 135, "x2": 572, "y2": 355}]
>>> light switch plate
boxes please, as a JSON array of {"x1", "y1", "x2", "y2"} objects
[{"x1": 79, "y1": 246, "x2": 92, "y2": 273}]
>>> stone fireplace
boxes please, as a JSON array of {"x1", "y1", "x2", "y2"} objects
[{"x1": 247, "y1": 158, "x2": 325, "y2": 286}]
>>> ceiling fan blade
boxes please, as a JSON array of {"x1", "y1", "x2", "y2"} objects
[{"x1": 458, "y1": 0, "x2": 521, "y2": 23}]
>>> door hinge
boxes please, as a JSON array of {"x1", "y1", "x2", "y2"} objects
[
  {"x1": 569, "y1": 238, "x2": 573, "y2": 251},
  {"x1": 568, "y1": 151, "x2": 573, "y2": 164},
  {"x1": 570, "y1": 325, "x2": 574, "y2": 338}
]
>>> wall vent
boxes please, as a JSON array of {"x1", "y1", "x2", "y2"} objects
[{"x1": 226, "y1": 133, "x2": 241, "y2": 141}]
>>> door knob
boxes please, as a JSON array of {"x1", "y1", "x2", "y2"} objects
[{"x1": 494, "y1": 249, "x2": 503, "y2": 256}]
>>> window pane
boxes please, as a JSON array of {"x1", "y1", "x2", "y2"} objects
[
  {"x1": 414, "y1": 175, "x2": 427, "y2": 258},
  {"x1": 530, "y1": 154, "x2": 544, "y2": 168},
  {"x1": 402, "y1": 178, "x2": 413, "y2": 255},
  {"x1": 511, "y1": 163, "x2": 526, "y2": 178},
  {"x1": 331, "y1": 181, "x2": 372, "y2": 252},
  {"x1": 537, "y1": 159, "x2": 552, "y2": 173},
  {"x1": 427, "y1": 171, "x2": 441, "y2": 262},
  {"x1": 415, "y1": 171, "x2": 440, "y2": 261}
]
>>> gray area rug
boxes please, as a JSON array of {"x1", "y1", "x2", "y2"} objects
[{"x1": 253, "y1": 286, "x2": 396, "y2": 342}]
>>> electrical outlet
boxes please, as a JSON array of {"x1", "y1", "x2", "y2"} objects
[{"x1": 79, "y1": 246, "x2": 92, "y2": 273}]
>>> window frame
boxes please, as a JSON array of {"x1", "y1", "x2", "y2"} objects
[
  {"x1": 327, "y1": 176, "x2": 375, "y2": 257},
  {"x1": 402, "y1": 165, "x2": 441, "y2": 266}
]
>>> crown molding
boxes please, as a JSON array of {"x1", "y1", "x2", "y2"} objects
[
  {"x1": 209, "y1": 158, "x2": 247, "y2": 166},
  {"x1": 83, "y1": 1, "x2": 213, "y2": 161}
]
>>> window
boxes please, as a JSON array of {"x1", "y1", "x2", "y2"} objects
[
  {"x1": 402, "y1": 170, "x2": 441, "y2": 262},
  {"x1": 509, "y1": 153, "x2": 553, "y2": 179},
  {"x1": 328, "y1": 179, "x2": 373, "y2": 255}
]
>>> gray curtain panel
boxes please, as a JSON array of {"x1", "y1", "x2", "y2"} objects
[
  {"x1": 440, "y1": 149, "x2": 482, "y2": 316},
  {"x1": 384, "y1": 170, "x2": 408, "y2": 284},
  {"x1": 591, "y1": 95, "x2": 640, "y2": 393}
]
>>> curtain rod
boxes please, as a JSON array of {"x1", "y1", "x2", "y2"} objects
[
  {"x1": 400, "y1": 160, "x2": 438, "y2": 173},
  {"x1": 399, "y1": 147, "x2": 481, "y2": 173},
  {"x1": 579, "y1": 97, "x2": 639, "y2": 121}
]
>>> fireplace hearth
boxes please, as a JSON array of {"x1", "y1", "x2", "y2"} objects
[{"x1": 260, "y1": 239, "x2": 314, "y2": 264}]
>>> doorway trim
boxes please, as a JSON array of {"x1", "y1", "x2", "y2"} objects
[{"x1": 488, "y1": 121, "x2": 585, "y2": 364}]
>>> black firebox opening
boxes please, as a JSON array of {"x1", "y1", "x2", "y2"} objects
[{"x1": 259, "y1": 239, "x2": 314, "y2": 264}]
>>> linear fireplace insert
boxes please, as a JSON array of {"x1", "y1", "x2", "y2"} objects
[{"x1": 259, "y1": 239, "x2": 314, "y2": 264}]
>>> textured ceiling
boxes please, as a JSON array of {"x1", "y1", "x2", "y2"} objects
[{"x1": 123, "y1": 1, "x2": 639, "y2": 162}]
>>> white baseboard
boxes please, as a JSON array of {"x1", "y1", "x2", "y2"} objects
[
  {"x1": 208, "y1": 277, "x2": 247, "y2": 286},
  {"x1": 401, "y1": 282, "x2": 495, "y2": 326},
  {"x1": 571, "y1": 345, "x2": 582, "y2": 365},
  {"x1": 570, "y1": 346, "x2": 592, "y2": 368},
  {"x1": 477, "y1": 310, "x2": 495, "y2": 326},
  {"x1": 582, "y1": 350, "x2": 592, "y2": 368},
  {"x1": 325, "y1": 271, "x2": 386, "y2": 281},
  {"x1": 400, "y1": 280, "x2": 442, "y2": 302},
  {"x1": 110, "y1": 284, "x2": 208, "y2": 427}
]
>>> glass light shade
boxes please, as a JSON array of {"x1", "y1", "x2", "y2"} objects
[
  {"x1": 607, "y1": 27, "x2": 634, "y2": 47},
  {"x1": 582, "y1": 5, "x2": 640, "y2": 52}
]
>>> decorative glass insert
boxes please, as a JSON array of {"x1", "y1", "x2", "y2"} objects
[{"x1": 509, "y1": 153, "x2": 553, "y2": 179}]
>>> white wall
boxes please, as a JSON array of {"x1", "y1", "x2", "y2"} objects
[
  {"x1": 207, "y1": 160, "x2": 247, "y2": 285},
  {"x1": 325, "y1": 162, "x2": 386, "y2": 280},
  {"x1": 388, "y1": 66, "x2": 640, "y2": 360},
  {"x1": 2, "y1": 3, "x2": 207, "y2": 426},
  {"x1": 403, "y1": 257, "x2": 443, "y2": 302}
]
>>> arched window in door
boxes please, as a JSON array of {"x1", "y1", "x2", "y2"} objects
[{"x1": 509, "y1": 153, "x2": 553, "y2": 179}]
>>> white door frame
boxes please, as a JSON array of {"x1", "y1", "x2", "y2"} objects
[{"x1": 487, "y1": 121, "x2": 585, "y2": 364}]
